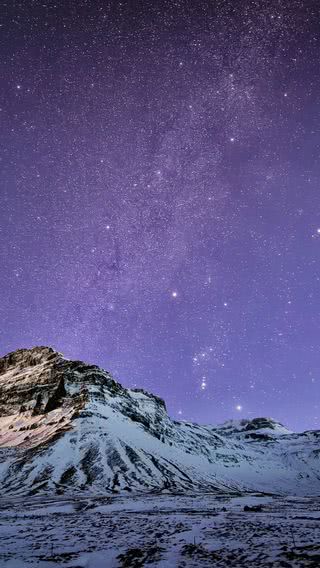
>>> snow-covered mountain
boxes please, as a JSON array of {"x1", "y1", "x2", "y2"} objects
[{"x1": 0, "y1": 346, "x2": 319, "y2": 496}]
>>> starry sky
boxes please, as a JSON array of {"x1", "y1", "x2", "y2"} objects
[{"x1": 1, "y1": 1, "x2": 320, "y2": 431}]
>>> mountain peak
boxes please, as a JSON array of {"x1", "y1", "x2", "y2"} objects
[
  {"x1": 0, "y1": 345, "x2": 60, "y2": 371},
  {"x1": 0, "y1": 346, "x2": 319, "y2": 496},
  {"x1": 0, "y1": 346, "x2": 120, "y2": 417},
  {"x1": 217, "y1": 417, "x2": 292, "y2": 435}
]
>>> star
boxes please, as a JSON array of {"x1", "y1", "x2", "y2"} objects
[
  {"x1": 171, "y1": 291, "x2": 178, "y2": 298},
  {"x1": 201, "y1": 379, "x2": 207, "y2": 390},
  {"x1": 236, "y1": 405, "x2": 242, "y2": 411}
]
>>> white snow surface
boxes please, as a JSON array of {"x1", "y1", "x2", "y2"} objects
[{"x1": 0, "y1": 493, "x2": 319, "y2": 567}]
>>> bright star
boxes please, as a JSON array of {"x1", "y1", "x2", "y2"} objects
[
  {"x1": 171, "y1": 291, "x2": 178, "y2": 298},
  {"x1": 201, "y1": 377, "x2": 207, "y2": 390},
  {"x1": 236, "y1": 404, "x2": 242, "y2": 411}
]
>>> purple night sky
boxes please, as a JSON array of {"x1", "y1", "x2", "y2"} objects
[{"x1": 1, "y1": 1, "x2": 320, "y2": 431}]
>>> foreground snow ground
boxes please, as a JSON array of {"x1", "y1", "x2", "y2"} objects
[{"x1": 1, "y1": 493, "x2": 319, "y2": 567}]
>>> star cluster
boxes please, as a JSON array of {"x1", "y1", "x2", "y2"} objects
[{"x1": 1, "y1": 1, "x2": 320, "y2": 430}]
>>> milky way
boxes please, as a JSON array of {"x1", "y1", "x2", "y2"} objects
[{"x1": 1, "y1": 1, "x2": 320, "y2": 430}]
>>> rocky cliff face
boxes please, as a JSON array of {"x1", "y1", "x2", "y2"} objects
[
  {"x1": 0, "y1": 346, "x2": 119, "y2": 418},
  {"x1": 0, "y1": 346, "x2": 169, "y2": 452},
  {"x1": 0, "y1": 346, "x2": 319, "y2": 497}
]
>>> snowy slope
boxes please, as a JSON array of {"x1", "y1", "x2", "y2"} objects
[{"x1": 0, "y1": 346, "x2": 319, "y2": 496}]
